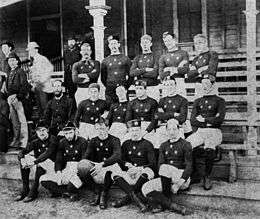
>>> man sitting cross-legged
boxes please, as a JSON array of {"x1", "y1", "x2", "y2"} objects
[
  {"x1": 111, "y1": 119, "x2": 156, "y2": 213},
  {"x1": 78, "y1": 117, "x2": 121, "y2": 209},
  {"x1": 141, "y1": 119, "x2": 192, "y2": 215},
  {"x1": 40, "y1": 122, "x2": 88, "y2": 201},
  {"x1": 15, "y1": 120, "x2": 58, "y2": 202}
]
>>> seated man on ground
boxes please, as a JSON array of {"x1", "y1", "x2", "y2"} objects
[
  {"x1": 40, "y1": 122, "x2": 88, "y2": 201},
  {"x1": 15, "y1": 120, "x2": 58, "y2": 202},
  {"x1": 186, "y1": 75, "x2": 226, "y2": 190},
  {"x1": 111, "y1": 119, "x2": 156, "y2": 213},
  {"x1": 141, "y1": 119, "x2": 192, "y2": 215},
  {"x1": 78, "y1": 117, "x2": 121, "y2": 209}
]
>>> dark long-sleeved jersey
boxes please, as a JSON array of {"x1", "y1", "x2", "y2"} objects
[
  {"x1": 44, "y1": 95, "x2": 75, "y2": 130},
  {"x1": 74, "y1": 99, "x2": 109, "y2": 127},
  {"x1": 187, "y1": 51, "x2": 218, "y2": 82},
  {"x1": 159, "y1": 49, "x2": 189, "y2": 81},
  {"x1": 19, "y1": 135, "x2": 58, "y2": 165},
  {"x1": 83, "y1": 134, "x2": 121, "y2": 167},
  {"x1": 158, "y1": 138, "x2": 192, "y2": 181},
  {"x1": 106, "y1": 101, "x2": 128, "y2": 127},
  {"x1": 126, "y1": 97, "x2": 158, "y2": 132},
  {"x1": 72, "y1": 59, "x2": 100, "y2": 88},
  {"x1": 190, "y1": 94, "x2": 226, "y2": 129},
  {"x1": 7, "y1": 67, "x2": 30, "y2": 100},
  {"x1": 121, "y1": 138, "x2": 156, "y2": 171},
  {"x1": 130, "y1": 53, "x2": 159, "y2": 86},
  {"x1": 55, "y1": 136, "x2": 88, "y2": 171},
  {"x1": 101, "y1": 54, "x2": 132, "y2": 88},
  {"x1": 156, "y1": 94, "x2": 188, "y2": 125}
]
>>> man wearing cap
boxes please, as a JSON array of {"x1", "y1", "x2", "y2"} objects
[
  {"x1": 130, "y1": 34, "x2": 159, "y2": 101},
  {"x1": 187, "y1": 34, "x2": 218, "y2": 98},
  {"x1": 72, "y1": 42, "x2": 100, "y2": 106},
  {"x1": 101, "y1": 35, "x2": 132, "y2": 104},
  {"x1": 79, "y1": 117, "x2": 121, "y2": 209},
  {"x1": 111, "y1": 119, "x2": 156, "y2": 212},
  {"x1": 27, "y1": 41, "x2": 53, "y2": 114},
  {"x1": 159, "y1": 32, "x2": 189, "y2": 96},
  {"x1": 15, "y1": 120, "x2": 58, "y2": 202},
  {"x1": 106, "y1": 85, "x2": 128, "y2": 141},
  {"x1": 6, "y1": 52, "x2": 30, "y2": 148},
  {"x1": 186, "y1": 76, "x2": 225, "y2": 190},
  {"x1": 74, "y1": 83, "x2": 109, "y2": 140},
  {"x1": 154, "y1": 78, "x2": 189, "y2": 148},
  {"x1": 0, "y1": 41, "x2": 18, "y2": 91},
  {"x1": 41, "y1": 121, "x2": 88, "y2": 200},
  {"x1": 141, "y1": 119, "x2": 192, "y2": 215},
  {"x1": 64, "y1": 36, "x2": 81, "y2": 99},
  {"x1": 44, "y1": 80, "x2": 75, "y2": 136},
  {"x1": 125, "y1": 80, "x2": 158, "y2": 144}
]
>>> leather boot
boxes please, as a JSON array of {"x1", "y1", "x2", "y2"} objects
[
  {"x1": 90, "y1": 187, "x2": 101, "y2": 206},
  {"x1": 112, "y1": 195, "x2": 131, "y2": 208},
  {"x1": 146, "y1": 191, "x2": 189, "y2": 215},
  {"x1": 14, "y1": 167, "x2": 30, "y2": 201},
  {"x1": 130, "y1": 192, "x2": 148, "y2": 213},
  {"x1": 160, "y1": 176, "x2": 172, "y2": 198},
  {"x1": 99, "y1": 190, "x2": 108, "y2": 209}
]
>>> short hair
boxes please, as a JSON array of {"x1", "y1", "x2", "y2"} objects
[
  {"x1": 89, "y1": 83, "x2": 100, "y2": 91},
  {"x1": 141, "y1": 34, "x2": 152, "y2": 42},
  {"x1": 166, "y1": 118, "x2": 180, "y2": 129},
  {"x1": 193, "y1": 34, "x2": 207, "y2": 42},
  {"x1": 53, "y1": 79, "x2": 63, "y2": 85},
  {"x1": 80, "y1": 42, "x2": 91, "y2": 48},
  {"x1": 135, "y1": 79, "x2": 147, "y2": 88},
  {"x1": 1, "y1": 41, "x2": 14, "y2": 50},
  {"x1": 162, "y1": 31, "x2": 176, "y2": 39}
]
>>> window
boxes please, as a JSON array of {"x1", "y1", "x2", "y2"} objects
[{"x1": 177, "y1": 0, "x2": 202, "y2": 43}]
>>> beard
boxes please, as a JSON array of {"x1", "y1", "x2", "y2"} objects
[{"x1": 54, "y1": 91, "x2": 62, "y2": 97}]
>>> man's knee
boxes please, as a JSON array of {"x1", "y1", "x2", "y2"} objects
[{"x1": 141, "y1": 178, "x2": 161, "y2": 197}]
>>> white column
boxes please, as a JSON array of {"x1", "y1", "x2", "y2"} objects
[
  {"x1": 142, "y1": 0, "x2": 147, "y2": 34},
  {"x1": 123, "y1": 0, "x2": 128, "y2": 56},
  {"x1": 201, "y1": 0, "x2": 208, "y2": 46},
  {"x1": 243, "y1": 0, "x2": 259, "y2": 156},
  {"x1": 172, "y1": 0, "x2": 179, "y2": 41},
  {"x1": 85, "y1": 0, "x2": 111, "y2": 62}
]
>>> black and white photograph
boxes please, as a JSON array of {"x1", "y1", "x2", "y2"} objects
[{"x1": 0, "y1": 0, "x2": 259, "y2": 218}]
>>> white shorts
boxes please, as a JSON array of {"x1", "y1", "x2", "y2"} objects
[
  {"x1": 21, "y1": 155, "x2": 55, "y2": 173},
  {"x1": 186, "y1": 128, "x2": 222, "y2": 149},
  {"x1": 146, "y1": 85, "x2": 161, "y2": 103},
  {"x1": 109, "y1": 122, "x2": 127, "y2": 142},
  {"x1": 111, "y1": 166, "x2": 154, "y2": 185},
  {"x1": 79, "y1": 122, "x2": 97, "y2": 140},
  {"x1": 40, "y1": 161, "x2": 82, "y2": 189},
  {"x1": 142, "y1": 165, "x2": 190, "y2": 196},
  {"x1": 75, "y1": 87, "x2": 89, "y2": 106},
  {"x1": 91, "y1": 163, "x2": 122, "y2": 184}
]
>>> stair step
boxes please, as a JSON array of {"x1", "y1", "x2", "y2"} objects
[{"x1": 0, "y1": 150, "x2": 20, "y2": 165}]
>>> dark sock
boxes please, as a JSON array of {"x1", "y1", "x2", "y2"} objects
[
  {"x1": 41, "y1": 181, "x2": 64, "y2": 195},
  {"x1": 146, "y1": 191, "x2": 170, "y2": 209},
  {"x1": 134, "y1": 173, "x2": 148, "y2": 193},
  {"x1": 20, "y1": 167, "x2": 30, "y2": 193},
  {"x1": 67, "y1": 182, "x2": 78, "y2": 194},
  {"x1": 160, "y1": 176, "x2": 172, "y2": 198},
  {"x1": 113, "y1": 176, "x2": 133, "y2": 195},
  {"x1": 28, "y1": 167, "x2": 46, "y2": 197},
  {"x1": 205, "y1": 149, "x2": 216, "y2": 176},
  {"x1": 103, "y1": 171, "x2": 113, "y2": 193}
]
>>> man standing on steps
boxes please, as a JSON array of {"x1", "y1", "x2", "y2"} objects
[
  {"x1": 141, "y1": 119, "x2": 192, "y2": 215},
  {"x1": 6, "y1": 52, "x2": 30, "y2": 149},
  {"x1": 186, "y1": 75, "x2": 226, "y2": 190},
  {"x1": 27, "y1": 42, "x2": 53, "y2": 114},
  {"x1": 101, "y1": 35, "x2": 132, "y2": 105},
  {"x1": 159, "y1": 32, "x2": 189, "y2": 96},
  {"x1": 111, "y1": 119, "x2": 156, "y2": 213},
  {"x1": 130, "y1": 34, "x2": 159, "y2": 101},
  {"x1": 64, "y1": 36, "x2": 81, "y2": 100},
  {"x1": 72, "y1": 43, "x2": 100, "y2": 106},
  {"x1": 15, "y1": 120, "x2": 58, "y2": 202}
]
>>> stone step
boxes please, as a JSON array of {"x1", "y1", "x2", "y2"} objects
[{"x1": 0, "y1": 150, "x2": 20, "y2": 165}]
